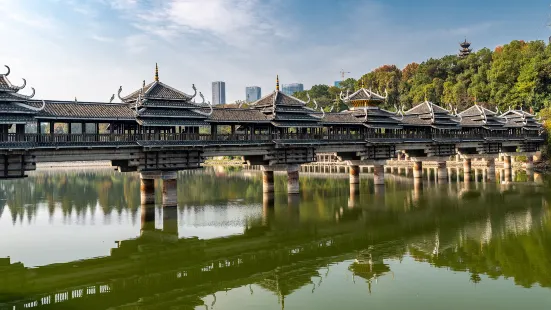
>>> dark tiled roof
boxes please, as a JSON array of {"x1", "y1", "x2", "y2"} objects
[
  {"x1": 323, "y1": 113, "x2": 363, "y2": 124},
  {"x1": 346, "y1": 88, "x2": 386, "y2": 102},
  {"x1": 0, "y1": 75, "x2": 25, "y2": 92},
  {"x1": 0, "y1": 102, "x2": 38, "y2": 114},
  {"x1": 271, "y1": 121, "x2": 323, "y2": 128},
  {"x1": 275, "y1": 113, "x2": 318, "y2": 121},
  {"x1": 122, "y1": 81, "x2": 194, "y2": 101},
  {"x1": 138, "y1": 108, "x2": 207, "y2": 119},
  {"x1": 142, "y1": 99, "x2": 202, "y2": 109},
  {"x1": 0, "y1": 115, "x2": 36, "y2": 124},
  {"x1": 31, "y1": 100, "x2": 136, "y2": 120},
  {"x1": 250, "y1": 91, "x2": 306, "y2": 108},
  {"x1": 137, "y1": 119, "x2": 207, "y2": 127},
  {"x1": 458, "y1": 105, "x2": 505, "y2": 129},
  {"x1": 501, "y1": 110, "x2": 542, "y2": 130},
  {"x1": 209, "y1": 108, "x2": 270, "y2": 123},
  {"x1": 403, "y1": 102, "x2": 459, "y2": 129}
]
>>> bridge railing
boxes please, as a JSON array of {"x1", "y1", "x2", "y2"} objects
[{"x1": 0, "y1": 130, "x2": 545, "y2": 146}]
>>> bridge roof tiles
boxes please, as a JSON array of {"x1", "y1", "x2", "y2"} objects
[
  {"x1": 209, "y1": 108, "x2": 270, "y2": 123},
  {"x1": 122, "y1": 81, "x2": 195, "y2": 102},
  {"x1": 345, "y1": 88, "x2": 386, "y2": 102},
  {"x1": 137, "y1": 119, "x2": 207, "y2": 127},
  {"x1": 32, "y1": 100, "x2": 136, "y2": 121},
  {"x1": 271, "y1": 121, "x2": 323, "y2": 128},
  {"x1": 322, "y1": 112, "x2": 363, "y2": 124},
  {"x1": 403, "y1": 101, "x2": 460, "y2": 129},
  {"x1": 137, "y1": 108, "x2": 207, "y2": 119},
  {"x1": 0, "y1": 114, "x2": 36, "y2": 124},
  {"x1": 141, "y1": 99, "x2": 202, "y2": 109}
]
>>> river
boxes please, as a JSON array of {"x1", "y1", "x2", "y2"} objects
[{"x1": 0, "y1": 166, "x2": 550, "y2": 309}]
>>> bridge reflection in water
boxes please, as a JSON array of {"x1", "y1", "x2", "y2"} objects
[{"x1": 0, "y1": 168, "x2": 550, "y2": 309}]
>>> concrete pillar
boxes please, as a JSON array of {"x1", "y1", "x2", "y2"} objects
[
  {"x1": 287, "y1": 165, "x2": 300, "y2": 195},
  {"x1": 437, "y1": 162, "x2": 447, "y2": 180},
  {"x1": 486, "y1": 158, "x2": 496, "y2": 181},
  {"x1": 140, "y1": 178, "x2": 155, "y2": 205},
  {"x1": 463, "y1": 158, "x2": 472, "y2": 180},
  {"x1": 373, "y1": 164, "x2": 385, "y2": 186},
  {"x1": 349, "y1": 165, "x2": 360, "y2": 184},
  {"x1": 162, "y1": 178, "x2": 178, "y2": 207},
  {"x1": 526, "y1": 155, "x2": 534, "y2": 170},
  {"x1": 413, "y1": 161, "x2": 422, "y2": 178},
  {"x1": 262, "y1": 170, "x2": 274, "y2": 193},
  {"x1": 503, "y1": 155, "x2": 512, "y2": 183}
]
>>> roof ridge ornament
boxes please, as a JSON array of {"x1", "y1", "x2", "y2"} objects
[
  {"x1": 195, "y1": 92, "x2": 213, "y2": 116},
  {"x1": 155, "y1": 63, "x2": 159, "y2": 82},
  {"x1": 13, "y1": 78, "x2": 26, "y2": 90},
  {"x1": 14, "y1": 100, "x2": 45, "y2": 112},
  {"x1": 190, "y1": 84, "x2": 197, "y2": 100},
  {"x1": 117, "y1": 86, "x2": 124, "y2": 102},
  {"x1": 2, "y1": 65, "x2": 10, "y2": 76},
  {"x1": 276, "y1": 75, "x2": 279, "y2": 91},
  {"x1": 13, "y1": 87, "x2": 35, "y2": 100},
  {"x1": 305, "y1": 92, "x2": 311, "y2": 105},
  {"x1": 109, "y1": 94, "x2": 115, "y2": 103}
]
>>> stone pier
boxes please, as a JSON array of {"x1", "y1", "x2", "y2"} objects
[
  {"x1": 526, "y1": 155, "x2": 534, "y2": 170},
  {"x1": 486, "y1": 158, "x2": 496, "y2": 181},
  {"x1": 413, "y1": 161, "x2": 423, "y2": 179},
  {"x1": 437, "y1": 162, "x2": 447, "y2": 181},
  {"x1": 349, "y1": 165, "x2": 360, "y2": 185},
  {"x1": 140, "y1": 177, "x2": 155, "y2": 205},
  {"x1": 287, "y1": 165, "x2": 300, "y2": 195},
  {"x1": 161, "y1": 171, "x2": 178, "y2": 207},
  {"x1": 373, "y1": 163, "x2": 385, "y2": 186},
  {"x1": 262, "y1": 170, "x2": 275, "y2": 193},
  {"x1": 463, "y1": 158, "x2": 472, "y2": 180},
  {"x1": 503, "y1": 155, "x2": 512, "y2": 183}
]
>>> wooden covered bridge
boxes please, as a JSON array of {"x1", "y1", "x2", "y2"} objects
[{"x1": 0, "y1": 65, "x2": 545, "y2": 200}]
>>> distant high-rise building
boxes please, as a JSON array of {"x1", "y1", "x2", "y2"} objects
[
  {"x1": 334, "y1": 81, "x2": 342, "y2": 87},
  {"x1": 282, "y1": 83, "x2": 304, "y2": 96},
  {"x1": 245, "y1": 86, "x2": 261, "y2": 102},
  {"x1": 212, "y1": 81, "x2": 226, "y2": 105}
]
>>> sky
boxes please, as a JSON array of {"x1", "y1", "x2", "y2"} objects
[{"x1": 0, "y1": 0, "x2": 550, "y2": 103}]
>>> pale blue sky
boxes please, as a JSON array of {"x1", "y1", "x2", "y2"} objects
[{"x1": 0, "y1": 0, "x2": 549, "y2": 102}]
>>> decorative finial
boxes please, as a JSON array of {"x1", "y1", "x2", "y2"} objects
[
  {"x1": 155, "y1": 63, "x2": 159, "y2": 82},
  {"x1": 143, "y1": 80, "x2": 146, "y2": 88},
  {"x1": 276, "y1": 75, "x2": 279, "y2": 91},
  {"x1": 75, "y1": 97, "x2": 78, "y2": 103}
]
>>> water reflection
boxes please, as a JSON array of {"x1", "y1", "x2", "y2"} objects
[{"x1": 0, "y1": 167, "x2": 550, "y2": 309}]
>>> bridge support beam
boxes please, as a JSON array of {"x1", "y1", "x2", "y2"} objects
[
  {"x1": 262, "y1": 170, "x2": 274, "y2": 193},
  {"x1": 373, "y1": 163, "x2": 385, "y2": 186},
  {"x1": 413, "y1": 161, "x2": 422, "y2": 178},
  {"x1": 140, "y1": 176, "x2": 155, "y2": 205},
  {"x1": 349, "y1": 165, "x2": 360, "y2": 185},
  {"x1": 287, "y1": 165, "x2": 300, "y2": 195}
]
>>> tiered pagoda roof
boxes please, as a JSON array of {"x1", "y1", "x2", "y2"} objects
[
  {"x1": 0, "y1": 65, "x2": 44, "y2": 124},
  {"x1": 403, "y1": 101, "x2": 460, "y2": 130},
  {"x1": 249, "y1": 76, "x2": 323, "y2": 128},
  {"x1": 458, "y1": 105, "x2": 506, "y2": 130},
  {"x1": 459, "y1": 38, "x2": 472, "y2": 58},
  {"x1": 341, "y1": 87, "x2": 387, "y2": 108},
  {"x1": 500, "y1": 109, "x2": 542, "y2": 131},
  {"x1": 118, "y1": 64, "x2": 210, "y2": 127}
]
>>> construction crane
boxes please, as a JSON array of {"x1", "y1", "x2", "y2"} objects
[{"x1": 340, "y1": 69, "x2": 351, "y2": 80}]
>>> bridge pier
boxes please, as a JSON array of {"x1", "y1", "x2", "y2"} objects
[
  {"x1": 413, "y1": 161, "x2": 422, "y2": 178},
  {"x1": 349, "y1": 165, "x2": 360, "y2": 185},
  {"x1": 140, "y1": 204, "x2": 155, "y2": 235},
  {"x1": 348, "y1": 183, "x2": 359, "y2": 208},
  {"x1": 262, "y1": 170, "x2": 274, "y2": 193},
  {"x1": 287, "y1": 165, "x2": 300, "y2": 195},
  {"x1": 140, "y1": 175, "x2": 155, "y2": 205},
  {"x1": 373, "y1": 163, "x2": 385, "y2": 186},
  {"x1": 503, "y1": 155, "x2": 512, "y2": 183},
  {"x1": 436, "y1": 162, "x2": 447, "y2": 181},
  {"x1": 463, "y1": 158, "x2": 472, "y2": 180},
  {"x1": 486, "y1": 158, "x2": 496, "y2": 181},
  {"x1": 162, "y1": 178, "x2": 178, "y2": 207},
  {"x1": 526, "y1": 155, "x2": 534, "y2": 170}
]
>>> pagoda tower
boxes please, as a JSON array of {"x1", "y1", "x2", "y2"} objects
[{"x1": 459, "y1": 38, "x2": 472, "y2": 58}]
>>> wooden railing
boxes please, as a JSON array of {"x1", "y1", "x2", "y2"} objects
[{"x1": 0, "y1": 131, "x2": 544, "y2": 146}]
